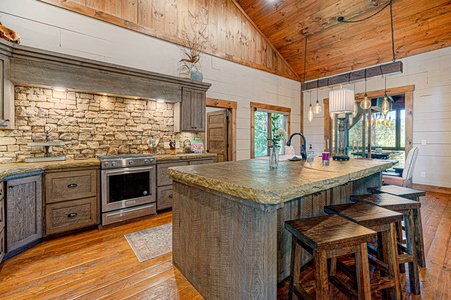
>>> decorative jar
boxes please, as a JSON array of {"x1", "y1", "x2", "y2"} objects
[{"x1": 269, "y1": 146, "x2": 279, "y2": 169}]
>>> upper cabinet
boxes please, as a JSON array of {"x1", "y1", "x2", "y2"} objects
[
  {"x1": 174, "y1": 87, "x2": 206, "y2": 132},
  {"x1": 0, "y1": 46, "x2": 14, "y2": 129}
]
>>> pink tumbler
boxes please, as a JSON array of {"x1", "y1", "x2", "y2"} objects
[{"x1": 322, "y1": 152, "x2": 330, "y2": 166}]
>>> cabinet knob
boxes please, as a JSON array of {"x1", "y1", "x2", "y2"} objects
[
  {"x1": 67, "y1": 183, "x2": 78, "y2": 188},
  {"x1": 68, "y1": 213, "x2": 78, "y2": 218}
]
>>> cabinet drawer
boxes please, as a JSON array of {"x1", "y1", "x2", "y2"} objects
[
  {"x1": 157, "y1": 186, "x2": 173, "y2": 210},
  {"x1": 0, "y1": 228, "x2": 4, "y2": 263},
  {"x1": 45, "y1": 197, "x2": 99, "y2": 236},
  {"x1": 157, "y1": 162, "x2": 189, "y2": 186},
  {"x1": 189, "y1": 159, "x2": 214, "y2": 165},
  {"x1": 46, "y1": 169, "x2": 97, "y2": 203}
]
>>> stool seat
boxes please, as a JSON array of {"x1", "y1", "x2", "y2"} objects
[
  {"x1": 368, "y1": 185, "x2": 426, "y2": 200},
  {"x1": 285, "y1": 214, "x2": 377, "y2": 251},
  {"x1": 325, "y1": 202, "x2": 403, "y2": 299},
  {"x1": 351, "y1": 193, "x2": 420, "y2": 212},
  {"x1": 285, "y1": 215, "x2": 377, "y2": 299}
]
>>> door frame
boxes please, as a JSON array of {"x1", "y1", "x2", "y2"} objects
[
  {"x1": 323, "y1": 84, "x2": 414, "y2": 156},
  {"x1": 206, "y1": 98, "x2": 237, "y2": 161}
]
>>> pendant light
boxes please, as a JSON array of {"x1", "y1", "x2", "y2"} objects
[
  {"x1": 381, "y1": 75, "x2": 391, "y2": 117},
  {"x1": 313, "y1": 86, "x2": 322, "y2": 114},
  {"x1": 329, "y1": 84, "x2": 355, "y2": 115},
  {"x1": 360, "y1": 70, "x2": 371, "y2": 109},
  {"x1": 352, "y1": 82, "x2": 359, "y2": 117},
  {"x1": 308, "y1": 91, "x2": 314, "y2": 122}
]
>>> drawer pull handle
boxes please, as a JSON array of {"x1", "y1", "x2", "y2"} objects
[
  {"x1": 67, "y1": 184, "x2": 78, "y2": 188},
  {"x1": 169, "y1": 194, "x2": 173, "y2": 199},
  {"x1": 68, "y1": 213, "x2": 78, "y2": 218}
]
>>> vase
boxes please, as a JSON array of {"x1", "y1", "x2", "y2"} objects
[
  {"x1": 190, "y1": 67, "x2": 203, "y2": 82},
  {"x1": 269, "y1": 146, "x2": 279, "y2": 169}
]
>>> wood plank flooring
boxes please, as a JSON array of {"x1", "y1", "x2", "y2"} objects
[{"x1": 0, "y1": 192, "x2": 449, "y2": 299}]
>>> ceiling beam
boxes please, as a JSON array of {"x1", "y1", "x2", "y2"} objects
[{"x1": 301, "y1": 61, "x2": 402, "y2": 91}]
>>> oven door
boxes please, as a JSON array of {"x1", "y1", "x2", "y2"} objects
[{"x1": 101, "y1": 165, "x2": 156, "y2": 213}]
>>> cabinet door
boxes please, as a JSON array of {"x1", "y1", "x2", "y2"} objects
[
  {"x1": 0, "y1": 228, "x2": 4, "y2": 263},
  {"x1": 178, "y1": 87, "x2": 206, "y2": 132},
  {"x1": 45, "y1": 169, "x2": 97, "y2": 203},
  {"x1": 157, "y1": 161, "x2": 189, "y2": 186},
  {"x1": 6, "y1": 175, "x2": 42, "y2": 253},
  {"x1": 157, "y1": 186, "x2": 173, "y2": 210}
]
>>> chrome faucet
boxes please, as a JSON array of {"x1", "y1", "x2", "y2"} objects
[{"x1": 286, "y1": 132, "x2": 307, "y2": 160}]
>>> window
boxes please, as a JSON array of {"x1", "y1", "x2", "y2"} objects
[{"x1": 250, "y1": 102, "x2": 290, "y2": 158}]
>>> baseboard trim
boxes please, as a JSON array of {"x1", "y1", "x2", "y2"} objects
[{"x1": 412, "y1": 184, "x2": 451, "y2": 195}]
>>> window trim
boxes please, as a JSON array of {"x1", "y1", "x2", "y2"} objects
[{"x1": 250, "y1": 102, "x2": 291, "y2": 158}]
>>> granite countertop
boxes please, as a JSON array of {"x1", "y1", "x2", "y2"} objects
[
  {"x1": 0, "y1": 153, "x2": 216, "y2": 181},
  {"x1": 168, "y1": 158, "x2": 394, "y2": 205},
  {"x1": 155, "y1": 153, "x2": 216, "y2": 161}
]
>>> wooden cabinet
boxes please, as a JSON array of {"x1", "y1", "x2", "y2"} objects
[
  {"x1": 44, "y1": 168, "x2": 99, "y2": 236},
  {"x1": 5, "y1": 175, "x2": 42, "y2": 254},
  {"x1": 156, "y1": 158, "x2": 214, "y2": 210},
  {"x1": 0, "y1": 182, "x2": 4, "y2": 263},
  {"x1": 174, "y1": 87, "x2": 206, "y2": 132}
]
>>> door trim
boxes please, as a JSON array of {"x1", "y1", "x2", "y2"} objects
[{"x1": 206, "y1": 98, "x2": 237, "y2": 161}]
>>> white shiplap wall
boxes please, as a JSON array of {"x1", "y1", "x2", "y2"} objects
[
  {"x1": 0, "y1": 0, "x2": 301, "y2": 161},
  {"x1": 303, "y1": 47, "x2": 451, "y2": 188}
]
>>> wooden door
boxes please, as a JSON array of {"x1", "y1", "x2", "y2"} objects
[{"x1": 207, "y1": 110, "x2": 229, "y2": 162}]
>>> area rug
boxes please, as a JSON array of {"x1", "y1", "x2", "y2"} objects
[{"x1": 125, "y1": 223, "x2": 172, "y2": 262}]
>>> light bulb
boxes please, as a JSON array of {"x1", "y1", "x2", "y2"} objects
[
  {"x1": 308, "y1": 104, "x2": 314, "y2": 122},
  {"x1": 348, "y1": 115, "x2": 353, "y2": 126},
  {"x1": 360, "y1": 93, "x2": 371, "y2": 109},
  {"x1": 313, "y1": 100, "x2": 322, "y2": 114},
  {"x1": 381, "y1": 95, "x2": 390, "y2": 117},
  {"x1": 353, "y1": 102, "x2": 359, "y2": 117}
]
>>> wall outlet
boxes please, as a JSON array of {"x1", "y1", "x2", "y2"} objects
[
  {"x1": 421, "y1": 172, "x2": 426, "y2": 178},
  {"x1": 421, "y1": 140, "x2": 427, "y2": 145},
  {"x1": 163, "y1": 142, "x2": 170, "y2": 149}
]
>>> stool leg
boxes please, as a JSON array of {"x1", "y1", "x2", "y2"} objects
[
  {"x1": 384, "y1": 223, "x2": 402, "y2": 300},
  {"x1": 412, "y1": 206, "x2": 426, "y2": 268},
  {"x1": 405, "y1": 212, "x2": 420, "y2": 295},
  {"x1": 329, "y1": 258, "x2": 337, "y2": 300},
  {"x1": 288, "y1": 235, "x2": 297, "y2": 300},
  {"x1": 355, "y1": 243, "x2": 372, "y2": 300},
  {"x1": 314, "y1": 249, "x2": 329, "y2": 300}
]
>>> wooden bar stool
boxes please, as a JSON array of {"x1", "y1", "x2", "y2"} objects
[
  {"x1": 368, "y1": 185, "x2": 426, "y2": 268},
  {"x1": 350, "y1": 193, "x2": 421, "y2": 295},
  {"x1": 324, "y1": 202, "x2": 403, "y2": 300},
  {"x1": 285, "y1": 215, "x2": 377, "y2": 300}
]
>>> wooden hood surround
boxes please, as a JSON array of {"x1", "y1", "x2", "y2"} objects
[{"x1": 0, "y1": 39, "x2": 211, "y2": 129}]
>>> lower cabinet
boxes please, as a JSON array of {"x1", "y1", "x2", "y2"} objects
[
  {"x1": 5, "y1": 174, "x2": 42, "y2": 254},
  {"x1": 43, "y1": 168, "x2": 99, "y2": 236},
  {"x1": 156, "y1": 158, "x2": 215, "y2": 211}
]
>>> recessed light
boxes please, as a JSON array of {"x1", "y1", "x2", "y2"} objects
[{"x1": 53, "y1": 87, "x2": 66, "y2": 92}]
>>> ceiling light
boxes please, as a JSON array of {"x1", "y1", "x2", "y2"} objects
[
  {"x1": 313, "y1": 87, "x2": 322, "y2": 114},
  {"x1": 308, "y1": 92, "x2": 313, "y2": 122},
  {"x1": 360, "y1": 71, "x2": 371, "y2": 109}
]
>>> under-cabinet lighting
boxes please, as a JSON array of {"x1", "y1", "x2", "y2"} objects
[
  {"x1": 157, "y1": 99, "x2": 165, "y2": 103},
  {"x1": 53, "y1": 87, "x2": 66, "y2": 92}
]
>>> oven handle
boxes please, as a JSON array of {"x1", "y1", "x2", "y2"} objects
[{"x1": 103, "y1": 165, "x2": 154, "y2": 176}]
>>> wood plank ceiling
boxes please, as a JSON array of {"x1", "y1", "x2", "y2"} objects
[
  {"x1": 37, "y1": 0, "x2": 451, "y2": 82},
  {"x1": 235, "y1": 0, "x2": 451, "y2": 81}
]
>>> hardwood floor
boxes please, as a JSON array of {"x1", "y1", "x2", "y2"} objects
[{"x1": 0, "y1": 192, "x2": 449, "y2": 299}]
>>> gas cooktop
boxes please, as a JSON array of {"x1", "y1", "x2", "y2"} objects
[{"x1": 97, "y1": 154, "x2": 156, "y2": 169}]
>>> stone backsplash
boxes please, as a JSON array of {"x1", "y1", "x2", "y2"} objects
[{"x1": 0, "y1": 86, "x2": 198, "y2": 163}]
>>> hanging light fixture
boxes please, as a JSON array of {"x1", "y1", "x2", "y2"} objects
[
  {"x1": 313, "y1": 84, "x2": 322, "y2": 114},
  {"x1": 308, "y1": 91, "x2": 314, "y2": 122},
  {"x1": 360, "y1": 70, "x2": 371, "y2": 109},
  {"x1": 352, "y1": 83, "x2": 359, "y2": 117},
  {"x1": 329, "y1": 84, "x2": 355, "y2": 115},
  {"x1": 381, "y1": 75, "x2": 391, "y2": 117}
]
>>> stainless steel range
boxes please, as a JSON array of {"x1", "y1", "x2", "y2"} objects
[{"x1": 98, "y1": 154, "x2": 156, "y2": 225}]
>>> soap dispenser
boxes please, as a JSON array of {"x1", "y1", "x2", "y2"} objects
[{"x1": 307, "y1": 144, "x2": 315, "y2": 163}]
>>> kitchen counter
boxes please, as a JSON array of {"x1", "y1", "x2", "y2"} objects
[
  {"x1": 169, "y1": 158, "x2": 393, "y2": 299},
  {"x1": 168, "y1": 157, "x2": 393, "y2": 205},
  {"x1": 0, "y1": 158, "x2": 100, "y2": 181},
  {"x1": 0, "y1": 153, "x2": 216, "y2": 181}
]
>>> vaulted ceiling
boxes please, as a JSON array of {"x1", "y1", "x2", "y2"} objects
[
  {"x1": 38, "y1": 0, "x2": 451, "y2": 83},
  {"x1": 235, "y1": 0, "x2": 451, "y2": 81}
]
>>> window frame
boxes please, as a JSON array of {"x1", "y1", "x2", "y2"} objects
[{"x1": 250, "y1": 102, "x2": 291, "y2": 158}]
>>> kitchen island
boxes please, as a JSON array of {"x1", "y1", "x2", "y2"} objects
[{"x1": 168, "y1": 158, "x2": 393, "y2": 299}]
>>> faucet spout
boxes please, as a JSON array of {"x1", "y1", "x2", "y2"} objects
[{"x1": 286, "y1": 132, "x2": 307, "y2": 160}]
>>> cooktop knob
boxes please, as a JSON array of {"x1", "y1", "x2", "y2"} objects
[
  {"x1": 111, "y1": 162, "x2": 117, "y2": 167},
  {"x1": 129, "y1": 160, "x2": 134, "y2": 165},
  {"x1": 144, "y1": 159, "x2": 149, "y2": 164},
  {"x1": 104, "y1": 162, "x2": 109, "y2": 167}
]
